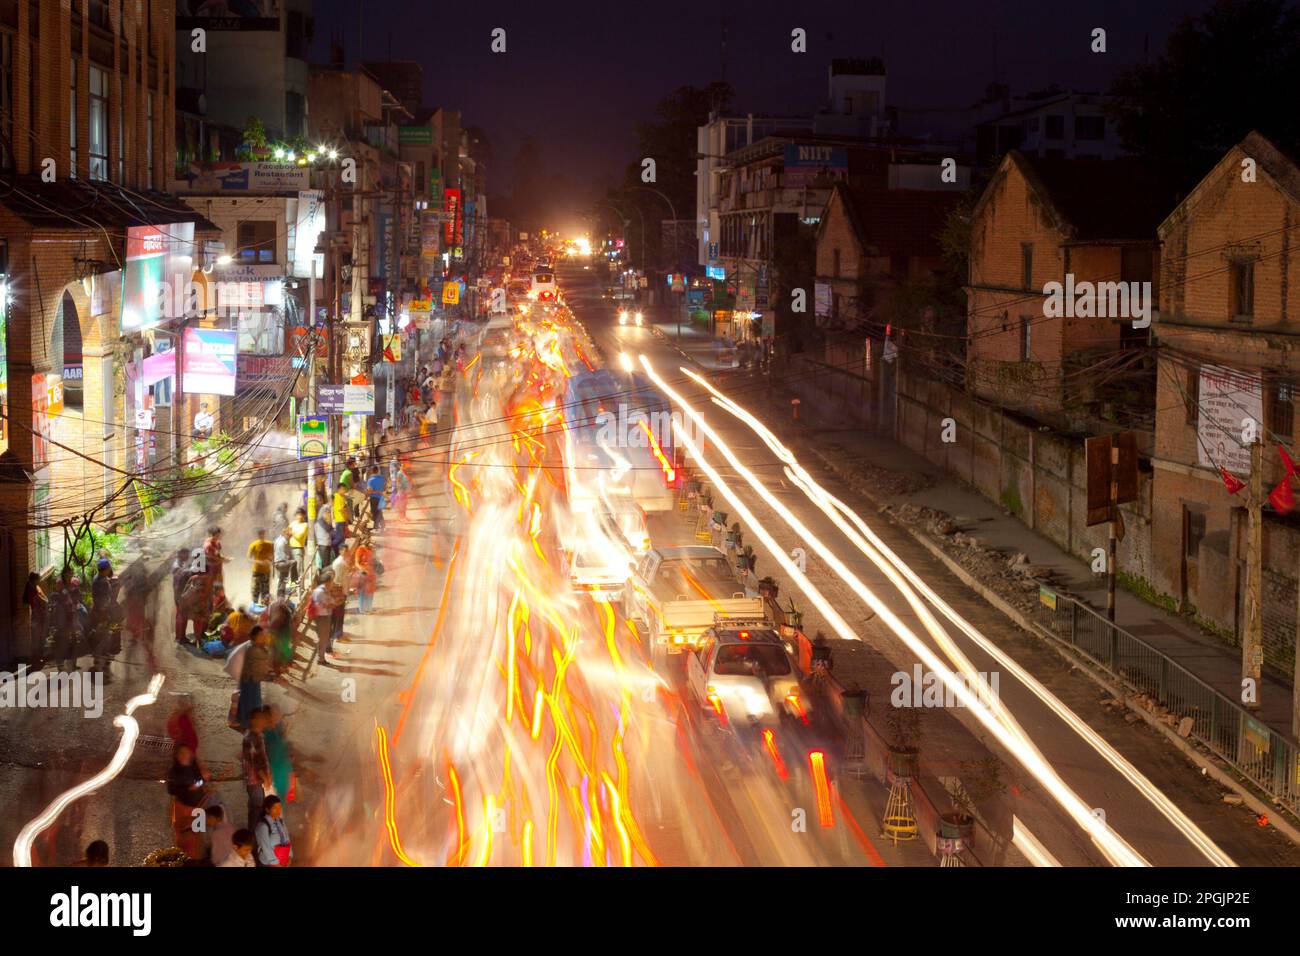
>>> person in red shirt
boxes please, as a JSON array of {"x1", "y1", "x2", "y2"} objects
[
  {"x1": 203, "y1": 526, "x2": 229, "y2": 585},
  {"x1": 166, "y1": 695, "x2": 199, "y2": 756}
]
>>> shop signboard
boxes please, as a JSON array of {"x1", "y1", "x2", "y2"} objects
[
  {"x1": 297, "y1": 415, "x2": 328, "y2": 461},
  {"x1": 121, "y1": 222, "x2": 195, "y2": 332},
  {"x1": 183, "y1": 327, "x2": 238, "y2": 396}
]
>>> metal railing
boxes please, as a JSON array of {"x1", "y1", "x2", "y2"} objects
[{"x1": 1032, "y1": 589, "x2": 1300, "y2": 815}]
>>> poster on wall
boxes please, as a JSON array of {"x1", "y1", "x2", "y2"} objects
[
  {"x1": 292, "y1": 189, "x2": 325, "y2": 278},
  {"x1": 183, "y1": 327, "x2": 238, "y2": 396},
  {"x1": 297, "y1": 415, "x2": 328, "y2": 461},
  {"x1": 1197, "y1": 364, "x2": 1263, "y2": 475}
]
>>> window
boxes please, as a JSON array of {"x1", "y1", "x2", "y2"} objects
[
  {"x1": 1184, "y1": 508, "x2": 1206, "y2": 559},
  {"x1": 1268, "y1": 381, "x2": 1294, "y2": 440},
  {"x1": 1230, "y1": 260, "x2": 1255, "y2": 321},
  {"x1": 1025, "y1": 116, "x2": 1040, "y2": 134},
  {"x1": 832, "y1": 248, "x2": 841, "y2": 278},
  {"x1": 88, "y1": 65, "x2": 108, "y2": 180},
  {"x1": 237, "y1": 221, "x2": 277, "y2": 264},
  {"x1": 1021, "y1": 243, "x2": 1033, "y2": 290},
  {"x1": 1185, "y1": 366, "x2": 1200, "y2": 425},
  {"x1": 285, "y1": 91, "x2": 305, "y2": 139},
  {"x1": 1045, "y1": 114, "x2": 1065, "y2": 140},
  {"x1": 713, "y1": 643, "x2": 792, "y2": 677},
  {"x1": 1020, "y1": 315, "x2": 1032, "y2": 361},
  {"x1": 1075, "y1": 115, "x2": 1106, "y2": 141},
  {"x1": 69, "y1": 57, "x2": 77, "y2": 177}
]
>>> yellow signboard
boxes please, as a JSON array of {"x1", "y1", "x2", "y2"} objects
[{"x1": 442, "y1": 282, "x2": 460, "y2": 305}]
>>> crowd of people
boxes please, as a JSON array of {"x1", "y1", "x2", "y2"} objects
[{"x1": 40, "y1": 330, "x2": 464, "y2": 867}]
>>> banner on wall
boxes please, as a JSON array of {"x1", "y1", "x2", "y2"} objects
[{"x1": 121, "y1": 222, "x2": 195, "y2": 332}]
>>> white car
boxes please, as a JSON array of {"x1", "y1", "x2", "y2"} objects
[
  {"x1": 531, "y1": 271, "x2": 558, "y2": 302},
  {"x1": 686, "y1": 621, "x2": 808, "y2": 729}
]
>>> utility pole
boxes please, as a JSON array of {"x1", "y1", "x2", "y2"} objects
[
  {"x1": 1107, "y1": 442, "x2": 1119, "y2": 623},
  {"x1": 1244, "y1": 438, "x2": 1263, "y2": 709},
  {"x1": 306, "y1": 255, "x2": 318, "y2": 521}
]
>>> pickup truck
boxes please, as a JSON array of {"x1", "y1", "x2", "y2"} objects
[{"x1": 623, "y1": 546, "x2": 762, "y2": 657}]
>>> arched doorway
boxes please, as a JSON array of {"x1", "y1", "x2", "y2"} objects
[{"x1": 56, "y1": 290, "x2": 84, "y2": 411}]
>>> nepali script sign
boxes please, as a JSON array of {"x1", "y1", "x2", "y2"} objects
[{"x1": 1197, "y1": 364, "x2": 1262, "y2": 474}]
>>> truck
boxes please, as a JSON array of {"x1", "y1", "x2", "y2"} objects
[{"x1": 623, "y1": 546, "x2": 763, "y2": 658}]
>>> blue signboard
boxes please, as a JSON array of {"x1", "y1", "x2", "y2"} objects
[{"x1": 706, "y1": 265, "x2": 726, "y2": 281}]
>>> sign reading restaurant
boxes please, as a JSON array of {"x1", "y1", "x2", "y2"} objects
[{"x1": 174, "y1": 161, "x2": 311, "y2": 194}]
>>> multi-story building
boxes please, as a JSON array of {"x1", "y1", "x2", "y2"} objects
[
  {"x1": 1150, "y1": 131, "x2": 1300, "y2": 669},
  {"x1": 0, "y1": 0, "x2": 218, "y2": 650},
  {"x1": 964, "y1": 150, "x2": 1165, "y2": 427},
  {"x1": 973, "y1": 88, "x2": 1123, "y2": 167}
]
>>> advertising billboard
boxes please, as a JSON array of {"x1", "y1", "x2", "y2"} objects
[
  {"x1": 292, "y1": 189, "x2": 325, "y2": 278},
  {"x1": 443, "y1": 188, "x2": 461, "y2": 247},
  {"x1": 121, "y1": 223, "x2": 195, "y2": 332},
  {"x1": 783, "y1": 143, "x2": 849, "y2": 187},
  {"x1": 1197, "y1": 365, "x2": 1263, "y2": 474},
  {"x1": 183, "y1": 327, "x2": 238, "y2": 396},
  {"x1": 297, "y1": 415, "x2": 328, "y2": 460},
  {"x1": 177, "y1": 161, "x2": 309, "y2": 194}
]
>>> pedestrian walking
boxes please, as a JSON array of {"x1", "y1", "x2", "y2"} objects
[
  {"x1": 49, "y1": 568, "x2": 81, "y2": 670},
  {"x1": 165, "y1": 743, "x2": 210, "y2": 859},
  {"x1": 20, "y1": 572, "x2": 46, "y2": 669},
  {"x1": 203, "y1": 526, "x2": 229, "y2": 585},
  {"x1": 354, "y1": 561, "x2": 377, "y2": 614},
  {"x1": 89, "y1": 558, "x2": 119, "y2": 681},
  {"x1": 392, "y1": 462, "x2": 412, "y2": 520},
  {"x1": 365, "y1": 466, "x2": 387, "y2": 532},
  {"x1": 313, "y1": 508, "x2": 336, "y2": 572},
  {"x1": 266, "y1": 602, "x2": 294, "y2": 676},
  {"x1": 166, "y1": 694, "x2": 200, "y2": 755},
  {"x1": 273, "y1": 526, "x2": 297, "y2": 599},
  {"x1": 236, "y1": 625, "x2": 273, "y2": 729},
  {"x1": 288, "y1": 508, "x2": 310, "y2": 581},
  {"x1": 308, "y1": 571, "x2": 337, "y2": 664},
  {"x1": 332, "y1": 482, "x2": 352, "y2": 539},
  {"x1": 247, "y1": 529, "x2": 274, "y2": 606},
  {"x1": 254, "y1": 795, "x2": 293, "y2": 867},
  {"x1": 241, "y1": 708, "x2": 272, "y2": 830},
  {"x1": 122, "y1": 565, "x2": 158, "y2": 675},
  {"x1": 264, "y1": 704, "x2": 295, "y2": 802}
]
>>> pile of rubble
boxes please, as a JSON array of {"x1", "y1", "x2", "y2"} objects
[
  {"x1": 823, "y1": 445, "x2": 937, "y2": 498},
  {"x1": 885, "y1": 503, "x2": 1054, "y2": 616}
]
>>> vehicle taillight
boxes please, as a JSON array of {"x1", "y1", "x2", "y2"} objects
[{"x1": 706, "y1": 692, "x2": 726, "y2": 724}]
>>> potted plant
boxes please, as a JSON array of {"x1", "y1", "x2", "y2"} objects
[
  {"x1": 725, "y1": 522, "x2": 742, "y2": 550},
  {"x1": 757, "y1": 575, "x2": 779, "y2": 600},
  {"x1": 884, "y1": 706, "x2": 922, "y2": 779},
  {"x1": 941, "y1": 756, "x2": 1006, "y2": 845}
]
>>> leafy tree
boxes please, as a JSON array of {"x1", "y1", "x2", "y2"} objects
[{"x1": 1109, "y1": 0, "x2": 1300, "y2": 195}]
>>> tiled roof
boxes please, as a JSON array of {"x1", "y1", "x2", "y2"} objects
[
  {"x1": 835, "y1": 183, "x2": 960, "y2": 258},
  {"x1": 1015, "y1": 154, "x2": 1168, "y2": 242}
]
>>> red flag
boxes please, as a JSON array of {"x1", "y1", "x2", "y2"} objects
[
  {"x1": 1270, "y1": 477, "x2": 1295, "y2": 514},
  {"x1": 1221, "y1": 467, "x2": 1246, "y2": 495},
  {"x1": 1282, "y1": 446, "x2": 1298, "y2": 479}
]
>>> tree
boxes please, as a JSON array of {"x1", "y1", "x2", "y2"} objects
[
  {"x1": 1109, "y1": 0, "x2": 1300, "y2": 195},
  {"x1": 620, "y1": 82, "x2": 734, "y2": 268}
]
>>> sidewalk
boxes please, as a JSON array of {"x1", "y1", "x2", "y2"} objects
[{"x1": 751, "y1": 365, "x2": 1297, "y2": 741}]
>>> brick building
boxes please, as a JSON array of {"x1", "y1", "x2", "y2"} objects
[
  {"x1": 1151, "y1": 131, "x2": 1300, "y2": 670},
  {"x1": 0, "y1": 0, "x2": 216, "y2": 650},
  {"x1": 813, "y1": 181, "x2": 957, "y2": 333},
  {"x1": 965, "y1": 151, "x2": 1165, "y2": 427}
]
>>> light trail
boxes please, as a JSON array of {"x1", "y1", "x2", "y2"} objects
[
  {"x1": 640, "y1": 356, "x2": 1149, "y2": 866},
  {"x1": 688, "y1": 368, "x2": 1235, "y2": 868},
  {"x1": 14, "y1": 674, "x2": 165, "y2": 867}
]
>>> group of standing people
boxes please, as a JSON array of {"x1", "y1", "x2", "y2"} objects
[{"x1": 19, "y1": 553, "x2": 137, "y2": 682}]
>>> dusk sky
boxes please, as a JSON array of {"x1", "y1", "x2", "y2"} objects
[{"x1": 321, "y1": 0, "x2": 1210, "y2": 211}]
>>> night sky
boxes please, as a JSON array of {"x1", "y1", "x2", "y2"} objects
[{"x1": 310, "y1": 0, "x2": 1215, "y2": 224}]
